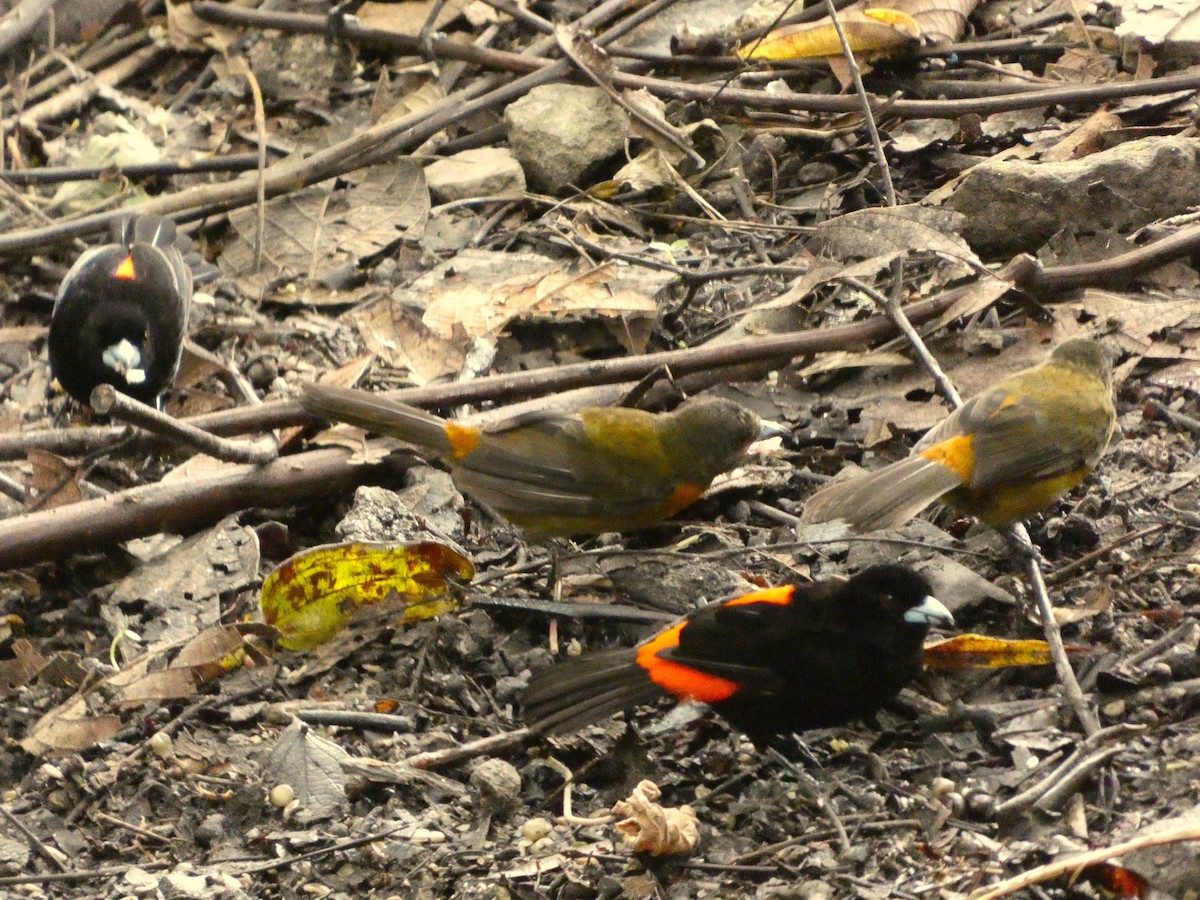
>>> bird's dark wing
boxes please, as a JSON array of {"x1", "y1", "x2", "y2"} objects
[
  {"x1": 917, "y1": 369, "x2": 1113, "y2": 491},
  {"x1": 452, "y1": 410, "x2": 680, "y2": 520},
  {"x1": 658, "y1": 582, "x2": 848, "y2": 690}
]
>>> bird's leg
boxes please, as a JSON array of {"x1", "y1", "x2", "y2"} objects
[
  {"x1": 418, "y1": 0, "x2": 448, "y2": 61},
  {"x1": 325, "y1": 0, "x2": 367, "y2": 46},
  {"x1": 620, "y1": 364, "x2": 679, "y2": 409}
]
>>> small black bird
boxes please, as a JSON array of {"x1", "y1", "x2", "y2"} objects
[
  {"x1": 523, "y1": 564, "x2": 953, "y2": 745},
  {"x1": 49, "y1": 215, "x2": 193, "y2": 407}
]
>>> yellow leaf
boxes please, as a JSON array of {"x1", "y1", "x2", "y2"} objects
[
  {"x1": 922, "y1": 633, "x2": 1082, "y2": 670},
  {"x1": 740, "y1": 9, "x2": 920, "y2": 61},
  {"x1": 862, "y1": 8, "x2": 921, "y2": 38},
  {"x1": 261, "y1": 541, "x2": 475, "y2": 651}
]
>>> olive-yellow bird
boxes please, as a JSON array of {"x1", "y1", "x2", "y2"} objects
[
  {"x1": 302, "y1": 385, "x2": 767, "y2": 537},
  {"x1": 800, "y1": 338, "x2": 1117, "y2": 532}
]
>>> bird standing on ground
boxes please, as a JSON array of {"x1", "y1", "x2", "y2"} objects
[
  {"x1": 522, "y1": 564, "x2": 953, "y2": 745},
  {"x1": 49, "y1": 215, "x2": 194, "y2": 408},
  {"x1": 302, "y1": 386, "x2": 769, "y2": 537},
  {"x1": 800, "y1": 338, "x2": 1117, "y2": 533}
]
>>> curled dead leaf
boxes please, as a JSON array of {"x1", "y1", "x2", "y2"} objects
[
  {"x1": 740, "y1": 8, "x2": 921, "y2": 61},
  {"x1": 610, "y1": 780, "x2": 699, "y2": 856}
]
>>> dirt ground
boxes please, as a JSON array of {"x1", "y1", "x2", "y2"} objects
[{"x1": 3, "y1": 0, "x2": 1200, "y2": 897}]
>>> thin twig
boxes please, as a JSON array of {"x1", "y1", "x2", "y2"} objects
[
  {"x1": 0, "y1": 0, "x2": 57, "y2": 57},
  {"x1": 92, "y1": 811, "x2": 171, "y2": 844},
  {"x1": 1123, "y1": 620, "x2": 1199, "y2": 669},
  {"x1": 1045, "y1": 523, "x2": 1169, "y2": 585},
  {"x1": 767, "y1": 748, "x2": 852, "y2": 855},
  {"x1": 1031, "y1": 745, "x2": 1125, "y2": 813},
  {"x1": 824, "y1": 0, "x2": 895, "y2": 207},
  {"x1": 0, "y1": 153, "x2": 265, "y2": 185},
  {"x1": 89, "y1": 385, "x2": 278, "y2": 466},
  {"x1": 993, "y1": 723, "x2": 1141, "y2": 819},
  {"x1": 0, "y1": 863, "x2": 170, "y2": 888},
  {"x1": 839, "y1": 277, "x2": 963, "y2": 407},
  {"x1": 970, "y1": 819, "x2": 1200, "y2": 899},
  {"x1": 402, "y1": 728, "x2": 534, "y2": 770},
  {"x1": 0, "y1": 803, "x2": 68, "y2": 871},
  {"x1": 1010, "y1": 522, "x2": 1101, "y2": 736},
  {"x1": 0, "y1": 470, "x2": 25, "y2": 503}
]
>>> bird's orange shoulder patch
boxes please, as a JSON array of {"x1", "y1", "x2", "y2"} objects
[
  {"x1": 444, "y1": 421, "x2": 481, "y2": 459},
  {"x1": 661, "y1": 482, "x2": 705, "y2": 517},
  {"x1": 919, "y1": 433, "x2": 975, "y2": 482},
  {"x1": 722, "y1": 585, "x2": 794, "y2": 608},
  {"x1": 114, "y1": 255, "x2": 136, "y2": 280}
]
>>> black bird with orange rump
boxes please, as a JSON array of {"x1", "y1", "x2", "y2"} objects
[{"x1": 522, "y1": 564, "x2": 954, "y2": 745}]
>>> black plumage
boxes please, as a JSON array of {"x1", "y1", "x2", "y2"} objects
[
  {"x1": 523, "y1": 564, "x2": 953, "y2": 744},
  {"x1": 49, "y1": 215, "x2": 193, "y2": 407}
]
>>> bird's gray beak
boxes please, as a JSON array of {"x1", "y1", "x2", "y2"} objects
[
  {"x1": 102, "y1": 338, "x2": 147, "y2": 385},
  {"x1": 905, "y1": 595, "x2": 954, "y2": 628},
  {"x1": 758, "y1": 419, "x2": 788, "y2": 439}
]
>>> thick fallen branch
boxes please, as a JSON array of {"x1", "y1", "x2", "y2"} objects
[
  {"x1": 0, "y1": 289, "x2": 965, "y2": 461},
  {"x1": 0, "y1": 447, "x2": 377, "y2": 569}
]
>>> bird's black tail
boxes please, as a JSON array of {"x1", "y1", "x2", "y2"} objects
[
  {"x1": 523, "y1": 648, "x2": 664, "y2": 735},
  {"x1": 115, "y1": 215, "x2": 178, "y2": 249}
]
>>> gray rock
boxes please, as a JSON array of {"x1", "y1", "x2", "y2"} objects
[
  {"x1": 425, "y1": 147, "x2": 526, "y2": 202},
  {"x1": 942, "y1": 136, "x2": 1200, "y2": 254},
  {"x1": 335, "y1": 472, "x2": 466, "y2": 544},
  {"x1": 504, "y1": 84, "x2": 630, "y2": 192}
]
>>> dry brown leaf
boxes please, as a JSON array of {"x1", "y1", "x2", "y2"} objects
[
  {"x1": 897, "y1": 0, "x2": 973, "y2": 43},
  {"x1": 0, "y1": 639, "x2": 46, "y2": 701},
  {"x1": 159, "y1": 453, "x2": 244, "y2": 484},
  {"x1": 1033, "y1": 585, "x2": 1114, "y2": 627},
  {"x1": 1042, "y1": 110, "x2": 1124, "y2": 162},
  {"x1": 343, "y1": 297, "x2": 468, "y2": 385},
  {"x1": 222, "y1": 162, "x2": 429, "y2": 303},
  {"x1": 322, "y1": 354, "x2": 375, "y2": 389},
  {"x1": 795, "y1": 350, "x2": 914, "y2": 378},
  {"x1": 20, "y1": 624, "x2": 273, "y2": 757},
  {"x1": 1044, "y1": 46, "x2": 1119, "y2": 83},
  {"x1": 26, "y1": 449, "x2": 79, "y2": 510},
  {"x1": 817, "y1": 205, "x2": 974, "y2": 266},
  {"x1": 421, "y1": 255, "x2": 661, "y2": 341},
  {"x1": 166, "y1": 0, "x2": 239, "y2": 53},
  {"x1": 611, "y1": 780, "x2": 700, "y2": 857},
  {"x1": 20, "y1": 695, "x2": 122, "y2": 757},
  {"x1": 372, "y1": 77, "x2": 448, "y2": 127},
  {"x1": 356, "y1": 0, "x2": 468, "y2": 35}
]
